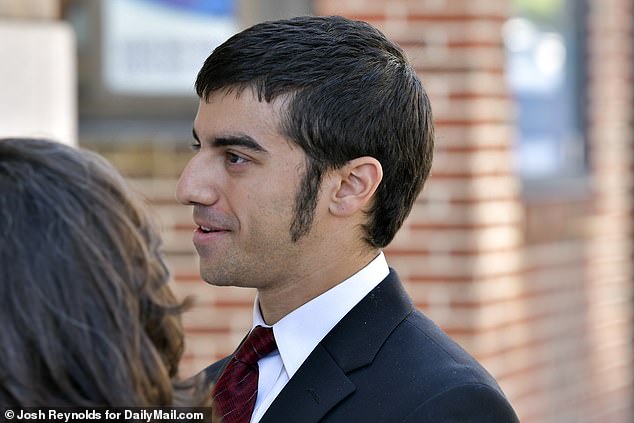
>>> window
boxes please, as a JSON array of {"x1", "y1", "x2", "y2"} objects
[
  {"x1": 62, "y1": 0, "x2": 312, "y2": 123},
  {"x1": 503, "y1": 0, "x2": 587, "y2": 182}
]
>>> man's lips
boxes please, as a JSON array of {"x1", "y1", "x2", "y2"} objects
[
  {"x1": 193, "y1": 205, "x2": 235, "y2": 234},
  {"x1": 193, "y1": 225, "x2": 230, "y2": 246},
  {"x1": 196, "y1": 224, "x2": 228, "y2": 233}
]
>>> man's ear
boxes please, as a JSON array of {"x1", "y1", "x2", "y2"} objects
[{"x1": 328, "y1": 157, "x2": 383, "y2": 217}]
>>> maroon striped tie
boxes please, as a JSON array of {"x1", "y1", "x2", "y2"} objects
[{"x1": 213, "y1": 326, "x2": 277, "y2": 423}]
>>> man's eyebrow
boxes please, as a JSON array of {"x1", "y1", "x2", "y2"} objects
[
  {"x1": 213, "y1": 135, "x2": 269, "y2": 154},
  {"x1": 192, "y1": 128, "x2": 269, "y2": 154}
]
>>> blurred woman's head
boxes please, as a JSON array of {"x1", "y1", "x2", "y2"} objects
[{"x1": 0, "y1": 138, "x2": 187, "y2": 406}]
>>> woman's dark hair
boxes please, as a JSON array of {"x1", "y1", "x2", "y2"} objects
[
  {"x1": 0, "y1": 138, "x2": 191, "y2": 406},
  {"x1": 196, "y1": 15, "x2": 434, "y2": 247}
]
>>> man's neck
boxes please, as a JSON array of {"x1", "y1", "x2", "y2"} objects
[{"x1": 257, "y1": 249, "x2": 380, "y2": 325}]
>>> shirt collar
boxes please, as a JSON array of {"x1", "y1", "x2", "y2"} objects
[{"x1": 252, "y1": 252, "x2": 389, "y2": 378}]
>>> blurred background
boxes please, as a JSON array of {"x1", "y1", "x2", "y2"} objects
[{"x1": 1, "y1": 0, "x2": 631, "y2": 421}]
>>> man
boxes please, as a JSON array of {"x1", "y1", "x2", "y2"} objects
[{"x1": 177, "y1": 15, "x2": 519, "y2": 423}]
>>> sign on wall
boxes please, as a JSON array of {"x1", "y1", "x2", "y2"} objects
[{"x1": 102, "y1": 0, "x2": 237, "y2": 96}]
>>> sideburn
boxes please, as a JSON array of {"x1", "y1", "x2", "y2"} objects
[{"x1": 290, "y1": 161, "x2": 324, "y2": 242}]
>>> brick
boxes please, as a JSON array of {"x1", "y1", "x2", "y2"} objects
[
  {"x1": 406, "y1": 197, "x2": 523, "y2": 227},
  {"x1": 389, "y1": 224, "x2": 522, "y2": 254},
  {"x1": 182, "y1": 299, "x2": 253, "y2": 331},
  {"x1": 421, "y1": 177, "x2": 520, "y2": 202},
  {"x1": 317, "y1": 0, "x2": 511, "y2": 19},
  {"x1": 432, "y1": 148, "x2": 515, "y2": 174}
]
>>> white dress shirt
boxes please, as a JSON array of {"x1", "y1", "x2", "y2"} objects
[{"x1": 248, "y1": 252, "x2": 389, "y2": 423}]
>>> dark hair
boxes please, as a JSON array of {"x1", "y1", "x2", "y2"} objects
[
  {"x1": 195, "y1": 15, "x2": 434, "y2": 247},
  {"x1": 0, "y1": 138, "x2": 191, "y2": 407}
]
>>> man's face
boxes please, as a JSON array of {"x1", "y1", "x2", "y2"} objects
[{"x1": 176, "y1": 90, "x2": 316, "y2": 290}]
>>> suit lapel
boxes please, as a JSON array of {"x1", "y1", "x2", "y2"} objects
[
  {"x1": 259, "y1": 344, "x2": 355, "y2": 423},
  {"x1": 260, "y1": 270, "x2": 414, "y2": 422},
  {"x1": 321, "y1": 270, "x2": 414, "y2": 372}
]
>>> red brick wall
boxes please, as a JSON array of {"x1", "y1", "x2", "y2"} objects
[
  {"x1": 86, "y1": 1, "x2": 633, "y2": 421},
  {"x1": 583, "y1": 0, "x2": 633, "y2": 420}
]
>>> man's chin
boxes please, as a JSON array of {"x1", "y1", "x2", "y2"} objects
[
  {"x1": 199, "y1": 271, "x2": 232, "y2": 287},
  {"x1": 202, "y1": 278, "x2": 235, "y2": 287},
  {"x1": 199, "y1": 268, "x2": 245, "y2": 288}
]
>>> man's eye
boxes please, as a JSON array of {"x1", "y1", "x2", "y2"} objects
[
  {"x1": 226, "y1": 153, "x2": 248, "y2": 165},
  {"x1": 190, "y1": 141, "x2": 201, "y2": 151}
]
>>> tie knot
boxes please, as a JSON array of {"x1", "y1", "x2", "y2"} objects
[{"x1": 235, "y1": 326, "x2": 277, "y2": 366}]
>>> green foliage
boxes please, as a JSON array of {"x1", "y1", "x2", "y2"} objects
[{"x1": 512, "y1": 0, "x2": 564, "y2": 23}]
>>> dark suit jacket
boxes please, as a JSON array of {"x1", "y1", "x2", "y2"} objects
[{"x1": 202, "y1": 270, "x2": 520, "y2": 422}]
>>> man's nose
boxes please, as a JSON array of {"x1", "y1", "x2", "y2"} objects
[{"x1": 176, "y1": 156, "x2": 218, "y2": 206}]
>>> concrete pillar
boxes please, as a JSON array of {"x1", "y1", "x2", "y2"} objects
[{"x1": 0, "y1": 0, "x2": 76, "y2": 145}]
